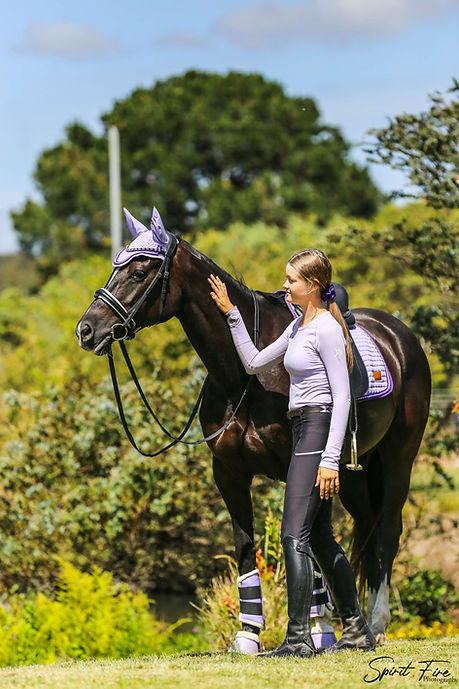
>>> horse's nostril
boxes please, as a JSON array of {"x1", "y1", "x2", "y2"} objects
[{"x1": 80, "y1": 322, "x2": 93, "y2": 342}]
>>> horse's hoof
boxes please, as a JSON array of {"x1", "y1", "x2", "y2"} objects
[
  {"x1": 228, "y1": 631, "x2": 261, "y2": 654},
  {"x1": 374, "y1": 632, "x2": 388, "y2": 645}
]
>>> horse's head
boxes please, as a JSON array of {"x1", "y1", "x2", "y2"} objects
[{"x1": 76, "y1": 207, "x2": 182, "y2": 354}]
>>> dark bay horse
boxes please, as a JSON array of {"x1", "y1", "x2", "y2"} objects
[{"x1": 76, "y1": 231, "x2": 431, "y2": 644}]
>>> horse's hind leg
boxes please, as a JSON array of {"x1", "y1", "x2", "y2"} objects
[
  {"x1": 338, "y1": 453, "x2": 382, "y2": 634},
  {"x1": 212, "y1": 456, "x2": 262, "y2": 653},
  {"x1": 370, "y1": 435, "x2": 420, "y2": 643}
]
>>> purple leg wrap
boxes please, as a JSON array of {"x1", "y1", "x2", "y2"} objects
[
  {"x1": 312, "y1": 630, "x2": 337, "y2": 649},
  {"x1": 310, "y1": 566, "x2": 333, "y2": 617},
  {"x1": 237, "y1": 568, "x2": 265, "y2": 630},
  {"x1": 310, "y1": 564, "x2": 337, "y2": 648},
  {"x1": 229, "y1": 631, "x2": 261, "y2": 654}
]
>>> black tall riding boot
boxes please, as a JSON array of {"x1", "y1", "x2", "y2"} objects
[
  {"x1": 260, "y1": 536, "x2": 316, "y2": 658},
  {"x1": 314, "y1": 545, "x2": 375, "y2": 652}
]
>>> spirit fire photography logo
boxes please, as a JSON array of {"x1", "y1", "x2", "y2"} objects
[{"x1": 363, "y1": 656, "x2": 456, "y2": 683}]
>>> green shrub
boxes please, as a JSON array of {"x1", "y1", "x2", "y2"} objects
[
  {"x1": 0, "y1": 376, "x2": 232, "y2": 594},
  {"x1": 0, "y1": 376, "x2": 284, "y2": 595},
  {"x1": 0, "y1": 560, "x2": 179, "y2": 667},
  {"x1": 391, "y1": 568, "x2": 458, "y2": 626}
]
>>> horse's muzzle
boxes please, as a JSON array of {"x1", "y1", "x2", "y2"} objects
[{"x1": 76, "y1": 319, "x2": 110, "y2": 355}]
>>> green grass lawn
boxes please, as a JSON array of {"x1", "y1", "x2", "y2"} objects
[{"x1": 0, "y1": 639, "x2": 457, "y2": 689}]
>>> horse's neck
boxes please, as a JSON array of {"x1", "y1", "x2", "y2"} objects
[{"x1": 177, "y1": 242, "x2": 254, "y2": 391}]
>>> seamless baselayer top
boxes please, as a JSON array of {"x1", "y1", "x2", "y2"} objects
[{"x1": 226, "y1": 306, "x2": 351, "y2": 471}]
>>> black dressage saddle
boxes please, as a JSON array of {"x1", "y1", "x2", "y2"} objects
[{"x1": 331, "y1": 282, "x2": 369, "y2": 399}]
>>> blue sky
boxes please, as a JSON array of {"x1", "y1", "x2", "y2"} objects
[{"x1": 2, "y1": 0, "x2": 458, "y2": 253}]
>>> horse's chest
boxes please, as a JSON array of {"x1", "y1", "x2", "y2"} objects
[
  {"x1": 212, "y1": 417, "x2": 291, "y2": 480},
  {"x1": 255, "y1": 365, "x2": 289, "y2": 395}
]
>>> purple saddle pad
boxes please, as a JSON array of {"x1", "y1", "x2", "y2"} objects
[{"x1": 350, "y1": 325, "x2": 393, "y2": 401}]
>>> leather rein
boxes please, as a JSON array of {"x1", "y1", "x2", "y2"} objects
[{"x1": 93, "y1": 232, "x2": 260, "y2": 457}]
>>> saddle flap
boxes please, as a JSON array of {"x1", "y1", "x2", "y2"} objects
[{"x1": 349, "y1": 339, "x2": 369, "y2": 398}]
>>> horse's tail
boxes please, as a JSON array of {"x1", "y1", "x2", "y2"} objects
[{"x1": 350, "y1": 449, "x2": 384, "y2": 600}]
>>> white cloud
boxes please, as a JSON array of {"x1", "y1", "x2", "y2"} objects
[
  {"x1": 15, "y1": 21, "x2": 123, "y2": 58},
  {"x1": 215, "y1": 0, "x2": 458, "y2": 49},
  {"x1": 156, "y1": 30, "x2": 210, "y2": 50}
]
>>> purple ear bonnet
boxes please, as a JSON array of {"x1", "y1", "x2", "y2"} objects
[{"x1": 112, "y1": 207, "x2": 170, "y2": 267}]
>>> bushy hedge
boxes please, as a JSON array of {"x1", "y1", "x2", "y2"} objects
[
  {"x1": 0, "y1": 371, "x2": 225, "y2": 593},
  {"x1": 0, "y1": 368, "x2": 284, "y2": 594},
  {"x1": 390, "y1": 568, "x2": 459, "y2": 626},
  {"x1": 0, "y1": 559, "x2": 208, "y2": 667}
]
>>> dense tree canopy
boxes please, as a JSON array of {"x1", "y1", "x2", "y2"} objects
[
  {"x1": 12, "y1": 70, "x2": 381, "y2": 268},
  {"x1": 332, "y1": 82, "x2": 458, "y2": 379},
  {"x1": 365, "y1": 79, "x2": 459, "y2": 209}
]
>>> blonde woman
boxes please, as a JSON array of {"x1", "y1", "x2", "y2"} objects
[{"x1": 208, "y1": 249, "x2": 375, "y2": 657}]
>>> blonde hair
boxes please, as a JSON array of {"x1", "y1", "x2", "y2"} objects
[{"x1": 288, "y1": 249, "x2": 353, "y2": 372}]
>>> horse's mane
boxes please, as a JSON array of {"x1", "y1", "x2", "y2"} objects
[
  {"x1": 181, "y1": 239, "x2": 257, "y2": 300},
  {"x1": 181, "y1": 238, "x2": 298, "y2": 321},
  {"x1": 181, "y1": 239, "x2": 299, "y2": 320}
]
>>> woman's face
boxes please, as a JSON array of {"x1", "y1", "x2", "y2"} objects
[{"x1": 283, "y1": 264, "x2": 317, "y2": 304}]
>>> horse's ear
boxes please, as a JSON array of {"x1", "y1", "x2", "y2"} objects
[
  {"x1": 150, "y1": 207, "x2": 168, "y2": 246},
  {"x1": 123, "y1": 208, "x2": 149, "y2": 237}
]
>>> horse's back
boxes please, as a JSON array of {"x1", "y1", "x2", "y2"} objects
[{"x1": 353, "y1": 308, "x2": 430, "y2": 381}]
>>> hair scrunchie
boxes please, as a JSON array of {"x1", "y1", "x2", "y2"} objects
[{"x1": 321, "y1": 284, "x2": 336, "y2": 302}]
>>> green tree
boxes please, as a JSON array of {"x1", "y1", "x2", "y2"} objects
[
  {"x1": 12, "y1": 71, "x2": 381, "y2": 271},
  {"x1": 331, "y1": 82, "x2": 458, "y2": 380},
  {"x1": 365, "y1": 79, "x2": 459, "y2": 209}
]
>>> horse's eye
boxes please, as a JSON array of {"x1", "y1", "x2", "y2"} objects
[{"x1": 131, "y1": 269, "x2": 147, "y2": 281}]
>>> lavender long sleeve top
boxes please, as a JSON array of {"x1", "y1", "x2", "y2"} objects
[{"x1": 226, "y1": 307, "x2": 350, "y2": 470}]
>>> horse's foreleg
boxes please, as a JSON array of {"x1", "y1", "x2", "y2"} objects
[
  {"x1": 212, "y1": 456, "x2": 262, "y2": 654},
  {"x1": 310, "y1": 562, "x2": 337, "y2": 649}
]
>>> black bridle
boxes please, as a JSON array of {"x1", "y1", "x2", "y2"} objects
[
  {"x1": 93, "y1": 232, "x2": 260, "y2": 457},
  {"x1": 94, "y1": 231, "x2": 179, "y2": 350}
]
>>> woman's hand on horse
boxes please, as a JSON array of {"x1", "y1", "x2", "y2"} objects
[
  {"x1": 315, "y1": 467, "x2": 340, "y2": 499},
  {"x1": 208, "y1": 274, "x2": 235, "y2": 314}
]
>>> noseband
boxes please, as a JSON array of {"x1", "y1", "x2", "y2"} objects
[{"x1": 94, "y1": 231, "x2": 179, "y2": 351}]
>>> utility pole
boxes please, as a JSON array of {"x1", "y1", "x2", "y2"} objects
[{"x1": 108, "y1": 125, "x2": 122, "y2": 258}]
